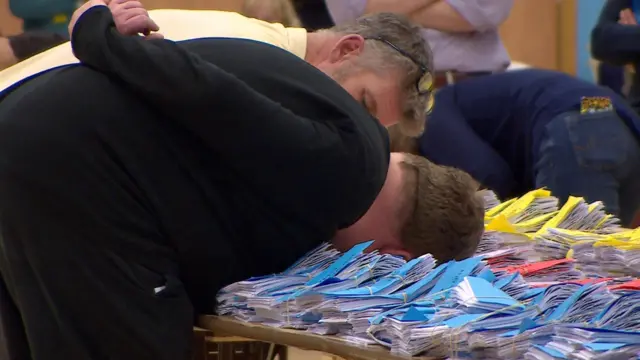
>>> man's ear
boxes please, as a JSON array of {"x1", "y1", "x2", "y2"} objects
[{"x1": 328, "y1": 34, "x2": 366, "y2": 63}]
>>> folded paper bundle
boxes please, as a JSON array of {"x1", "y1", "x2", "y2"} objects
[{"x1": 216, "y1": 190, "x2": 640, "y2": 359}]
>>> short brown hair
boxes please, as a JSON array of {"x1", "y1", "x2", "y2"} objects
[
  {"x1": 329, "y1": 13, "x2": 434, "y2": 137},
  {"x1": 398, "y1": 154, "x2": 484, "y2": 263}
]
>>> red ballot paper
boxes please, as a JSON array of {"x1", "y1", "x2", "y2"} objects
[
  {"x1": 609, "y1": 278, "x2": 640, "y2": 291},
  {"x1": 494, "y1": 259, "x2": 574, "y2": 276},
  {"x1": 567, "y1": 278, "x2": 612, "y2": 285}
]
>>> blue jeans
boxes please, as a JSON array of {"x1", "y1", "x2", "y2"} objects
[{"x1": 535, "y1": 110, "x2": 640, "y2": 226}]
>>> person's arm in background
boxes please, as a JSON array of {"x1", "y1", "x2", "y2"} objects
[
  {"x1": 8, "y1": 31, "x2": 68, "y2": 62},
  {"x1": 328, "y1": 0, "x2": 513, "y2": 33},
  {"x1": 406, "y1": 0, "x2": 514, "y2": 33},
  {"x1": 419, "y1": 88, "x2": 517, "y2": 199},
  {"x1": 242, "y1": 0, "x2": 302, "y2": 27},
  {"x1": 0, "y1": 37, "x2": 18, "y2": 70},
  {"x1": 591, "y1": 0, "x2": 640, "y2": 65},
  {"x1": 0, "y1": 31, "x2": 68, "y2": 71}
]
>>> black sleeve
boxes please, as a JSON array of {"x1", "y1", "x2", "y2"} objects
[
  {"x1": 8, "y1": 31, "x2": 68, "y2": 61},
  {"x1": 70, "y1": 7, "x2": 344, "y2": 158},
  {"x1": 71, "y1": 6, "x2": 376, "y2": 231},
  {"x1": 591, "y1": 0, "x2": 640, "y2": 65},
  {"x1": 419, "y1": 95, "x2": 517, "y2": 199}
]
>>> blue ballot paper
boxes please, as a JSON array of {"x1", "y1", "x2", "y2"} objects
[
  {"x1": 308, "y1": 253, "x2": 406, "y2": 294},
  {"x1": 531, "y1": 345, "x2": 568, "y2": 359},
  {"x1": 452, "y1": 276, "x2": 524, "y2": 316},
  {"x1": 323, "y1": 254, "x2": 435, "y2": 297},
  {"x1": 544, "y1": 283, "x2": 614, "y2": 323},
  {"x1": 217, "y1": 232, "x2": 640, "y2": 360},
  {"x1": 369, "y1": 299, "x2": 438, "y2": 325},
  {"x1": 554, "y1": 326, "x2": 640, "y2": 344},
  {"x1": 283, "y1": 242, "x2": 338, "y2": 275},
  {"x1": 439, "y1": 313, "x2": 485, "y2": 327},
  {"x1": 477, "y1": 268, "x2": 496, "y2": 283},
  {"x1": 400, "y1": 306, "x2": 433, "y2": 322},
  {"x1": 333, "y1": 262, "x2": 450, "y2": 315},
  {"x1": 591, "y1": 291, "x2": 640, "y2": 331},
  {"x1": 584, "y1": 342, "x2": 627, "y2": 351},
  {"x1": 276, "y1": 240, "x2": 374, "y2": 303},
  {"x1": 426, "y1": 257, "x2": 484, "y2": 299},
  {"x1": 494, "y1": 272, "x2": 519, "y2": 290}
]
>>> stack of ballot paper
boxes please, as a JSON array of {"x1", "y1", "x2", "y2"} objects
[
  {"x1": 591, "y1": 291, "x2": 640, "y2": 331},
  {"x1": 570, "y1": 229, "x2": 640, "y2": 277},
  {"x1": 493, "y1": 259, "x2": 584, "y2": 283},
  {"x1": 468, "y1": 324, "x2": 556, "y2": 359},
  {"x1": 479, "y1": 189, "x2": 501, "y2": 211},
  {"x1": 533, "y1": 228, "x2": 606, "y2": 260},
  {"x1": 485, "y1": 189, "x2": 559, "y2": 233},
  {"x1": 216, "y1": 188, "x2": 640, "y2": 360},
  {"x1": 539, "y1": 197, "x2": 621, "y2": 234},
  {"x1": 475, "y1": 230, "x2": 534, "y2": 268},
  {"x1": 525, "y1": 326, "x2": 640, "y2": 359}
]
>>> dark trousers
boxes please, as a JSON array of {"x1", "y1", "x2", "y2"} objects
[{"x1": 535, "y1": 110, "x2": 640, "y2": 226}]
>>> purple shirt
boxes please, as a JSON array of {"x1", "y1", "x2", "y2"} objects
[{"x1": 325, "y1": 0, "x2": 513, "y2": 72}]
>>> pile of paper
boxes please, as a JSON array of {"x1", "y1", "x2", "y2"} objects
[
  {"x1": 479, "y1": 189, "x2": 501, "y2": 211},
  {"x1": 216, "y1": 189, "x2": 640, "y2": 359},
  {"x1": 532, "y1": 228, "x2": 606, "y2": 261},
  {"x1": 570, "y1": 229, "x2": 640, "y2": 278}
]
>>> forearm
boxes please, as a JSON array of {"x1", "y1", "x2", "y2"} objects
[
  {"x1": 590, "y1": 0, "x2": 640, "y2": 64},
  {"x1": 0, "y1": 37, "x2": 18, "y2": 70},
  {"x1": 363, "y1": 0, "x2": 437, "y2": 17},
  {"x1": 591, "y1": 24, "x2": 640, "y2": 64},
  {"x1": 71, "y1": 5, "x2": 210, "y2": 111},
  {"x1": 71, "y1": 5, "x2": 349, "y2": 157},
  {"x1": 410, "y1": 0, "x2": 475, "y2": 32},
  {"x1": 7, "y1": 31, "x2": 68, "y2": 61}
]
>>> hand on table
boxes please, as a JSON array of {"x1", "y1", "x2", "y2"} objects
[{"x1": 69, "y1": 0, "x2": 163, "y2": 40}]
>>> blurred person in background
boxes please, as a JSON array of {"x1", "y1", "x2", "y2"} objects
[
  {"x1": 597, "y1": 62, "x2": 627, "y2": 96},
  {"x1": 591, "y1": 0, "x2": 640, "y2": 114},
  {"x1": 9, "y1": 0, "x2": 78, "y2": 34},
  {"x1": 0, "y1": 31, "x2": 68, "y2": 70},
  {"x1": 325, "y1": 0, "x2": 514, "y2": 151},
  {"x1": 325, "y1": 0, "x2": 513, "y2": 87},
  {"x1": 293, "y1": 0, "x2": 334, "y2": 30},
  {"x1": 416, "y1": 69, "x2": 640, "y2": 227},
  {"x1": 241, "y1": 0, "x2": 301, "y2": 27}
]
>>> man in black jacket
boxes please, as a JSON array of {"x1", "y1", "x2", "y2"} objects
[
  {"x1": 0, "y1": 2, "x2": 486, "y2": 360},
  {"x1": 591, "y1": 0, "x2": 640, "y2": 113}
]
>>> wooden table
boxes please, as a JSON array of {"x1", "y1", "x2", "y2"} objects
[{"x1": 198, "y1": 316, "x2": 437, "y2": 360}]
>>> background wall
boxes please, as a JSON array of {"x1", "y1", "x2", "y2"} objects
[
  {"x1": 499, "y1": 0, "x2": 558, "y2": 70},
  {"x1": 499, "y1": 0, "x2": 577, "y2": 75},
  {"x1": 576, "y1": 0, "x2": 605, "y2": 81}
]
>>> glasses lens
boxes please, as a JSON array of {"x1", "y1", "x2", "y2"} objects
[
  {"x1": 418, "y1": 72, "x2": 433, "y2": 94},
  {"x1": 425, "y1": 93, "x2": 434, "y2": 114}
]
